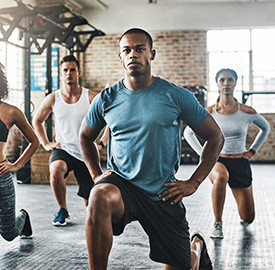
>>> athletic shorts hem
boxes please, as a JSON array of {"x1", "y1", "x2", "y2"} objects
[
  {"x1": 217, "y1": 156, "x2": 252, "y2": 188},
  {"x1": 49, "y1": 148, "x2": 93, "y2": 199}
]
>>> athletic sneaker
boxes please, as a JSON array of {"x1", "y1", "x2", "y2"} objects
[
  {"x1": 210, "y1": 222, "x2": 223, "y2": 239},
  {"x1": 52, "y1": 208, "x2": 70, "y2": 226},
  {"x1": 20, "y1": 209, "x2": 32, "y2": 237},
  {"x1": 191, "y1": 230, "x2": 213, "y2": 270}
]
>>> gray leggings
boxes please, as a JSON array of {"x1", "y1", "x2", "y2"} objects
[{"x1": 0, "y1": 172, "x2": 26, "y2": 241}]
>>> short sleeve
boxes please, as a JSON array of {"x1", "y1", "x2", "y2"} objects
[
  {"x1": 85, "y1": 93, "x2": 106, "y2": 131},
  {"x1": 178, "y1": 90, "x2": 208, "y2": 128}
]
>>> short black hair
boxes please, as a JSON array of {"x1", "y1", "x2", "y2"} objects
[
  {"x1": 0, "y1": 63, "x2": 8, "y2": 101},
  {"x1": 215, "y1": 68, "x2": 238, "y2": 82},
  {"x1": 60, "y1": 55, "x2": 80, "y2": 69},
  {"x1": 119, "y1": 28, "x2": 153, "y2": 49}
]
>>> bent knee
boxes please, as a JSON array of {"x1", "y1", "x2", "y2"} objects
[
  {"x1": 212, "y1": 175, "x2": 228, "y2": 186},
  {"x1": 87, "y1": 184, "x2": 119, "y2": 216},
  {"x1": 50, "y1": 169, "x2": 66, "y2": 181}
]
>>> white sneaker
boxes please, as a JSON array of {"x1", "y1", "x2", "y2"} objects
[{"x1": 210, "y1": 222, "x2": 223, "y2": 239}]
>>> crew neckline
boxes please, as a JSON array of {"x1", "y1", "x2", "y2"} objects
[{"x1": 119, "y1": 77, "x2": 160, "y2": 95}]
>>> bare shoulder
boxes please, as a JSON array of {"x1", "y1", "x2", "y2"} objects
[
  {"x1": 205, "y1": 104, "x2": 215, "y2": 113},
  {"x1": 88, "y1": 90, "x2": 97, "y2": 103},
  {"x1": 0, "y1": 102, "x2": 17, "y2": 116},
  {"x1": 41, "y1": 92, "x2": 55, "y2": 109},
  {"x1": 0, "y1": 102, "x2": 24, "y2": 127},
  {"x1": 240, "y1": 103, "x2": 257, "y2": 114}
]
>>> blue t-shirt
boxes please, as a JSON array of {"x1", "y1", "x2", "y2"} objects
[{"x1": 86, "y1": 77, "x2": 208, "y2": 199}]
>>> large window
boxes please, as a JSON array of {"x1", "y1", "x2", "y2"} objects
[
  {"x1": 207, "y1": 29, "x2": 275, "y2": 113},
  {"x1": 0, "y1": 28, "x2": 24, "y2": 109}
]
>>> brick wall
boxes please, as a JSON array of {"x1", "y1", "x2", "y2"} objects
[
  {"x1": 152, "y1": 31, "x2": 207, "y2": 87},
  {"x1": 82, "y1": 30, "x2": 207, "y2": 92},
  {"x1": 247, "y1": 113, "x2": 275, "y2": 162}
]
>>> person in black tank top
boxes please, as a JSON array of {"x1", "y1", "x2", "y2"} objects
[{"x1": 0, "y1": 63, "x2": 39, "y2": 241}]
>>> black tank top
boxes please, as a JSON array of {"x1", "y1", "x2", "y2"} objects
[{"x1": 0, "y1": 119, "x2": 9, "y2": 142}]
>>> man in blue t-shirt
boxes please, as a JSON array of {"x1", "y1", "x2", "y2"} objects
[{"x1": 80, "y1": 28, "x2": 224, "y2": 270}]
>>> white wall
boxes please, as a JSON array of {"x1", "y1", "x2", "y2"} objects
[{"x1": 83, "y1": 2, "x2": 275, "y2": 33}]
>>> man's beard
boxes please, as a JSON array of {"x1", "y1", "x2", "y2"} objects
[
  {"x1": 66, "y1": 81, "x2": 75, "y2": 86},
  {"x1": 129, "y1": 70, "x2": 141, "y2": 77}
]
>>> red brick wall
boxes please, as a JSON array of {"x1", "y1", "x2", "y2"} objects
[
  {"x1": 247, "y1": 113, "x2": 275, "y2": 162},
  {"x1": 152, "y1": 31, "x2": 207, "y2": 87},
  {"x1": 82, "y1": 30, "x2": 207, "y2": 92}
]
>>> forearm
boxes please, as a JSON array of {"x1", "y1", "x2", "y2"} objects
[
  {"x1": 13, "y1": 137, "x2": 39, "y2": 169},
  {"x1": 250, "y1": 115, "x2": 270, "y2": 152},
  {"x1": 33, "y1": 121, "x2": 50, "y2": 146},
  {"x1": 80, "y1": 135, "x2": 103, "y2": 181},
  {"x1": 99, "y1": 126, "x2": 109, "y2": 147}
]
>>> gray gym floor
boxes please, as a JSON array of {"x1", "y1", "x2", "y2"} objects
[{"x1": 0, "y1": 163, "x2": 274, "y2": 270}]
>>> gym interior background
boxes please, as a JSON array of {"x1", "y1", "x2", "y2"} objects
[{"x1": 0, "y1": 0, "x2": 274, "y2": 184}]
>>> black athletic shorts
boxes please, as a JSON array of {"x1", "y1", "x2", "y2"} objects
[
  {"x1": 94, "y1": 172, "x2": 191, "y2": 269},
  {"x1": 49, "y1": 148, "x2": 94, "y2": 199},
  {"x1": 217, "y1": 156, "x2": 252, "y2": 188}
]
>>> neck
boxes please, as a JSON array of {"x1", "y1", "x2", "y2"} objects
[
  {"x1": 62, "y1": 83, "x2": 81, "y2": 95},
  {"x1": 218, "y1": 95, "x2": 236, "y2": 106},
  {"x1": 123, "y1": 74, "x2": 155, "y2": 91}
]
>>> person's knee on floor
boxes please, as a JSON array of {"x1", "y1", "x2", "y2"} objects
[
  {"x1": 191, "y1": 236, "x2": 203, "y2": 270},
  {"x1": 190, "y1": 231, "x2": 213, "y2": 270},
  {"x1": 240, "y1": 213, "x2": 255, "y2": 224}
]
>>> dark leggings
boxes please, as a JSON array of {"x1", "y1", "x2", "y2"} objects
[{"x1": 0, "y1": 173, "x2": 25, "y2": 241}]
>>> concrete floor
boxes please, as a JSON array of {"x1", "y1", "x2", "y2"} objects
[{"x1": 0, "y1": 163, "x2": 274, "y2": 270}]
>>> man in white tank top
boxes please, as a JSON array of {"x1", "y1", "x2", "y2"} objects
[{"x1": 33, "y1": 55, "x2": 108, "y2": 226}]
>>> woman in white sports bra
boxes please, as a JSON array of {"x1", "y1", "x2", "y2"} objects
[{"x1": 184, "y1": 68, "x2": 270, "y2": 239}]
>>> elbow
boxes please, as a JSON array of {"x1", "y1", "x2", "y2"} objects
[
  {"x1": 32, "y1": 115, "x2": 38, "y2": 129},
  {"x1": 32, "y1": 121, "x2": 39, "y2": 133},
  {"x1": 32, "y1": 116, "x2": 43, "y2": 132}
]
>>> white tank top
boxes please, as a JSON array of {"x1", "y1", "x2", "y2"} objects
[{"x1": 53, "y1": 87, "x2": 90, "y2": 161}]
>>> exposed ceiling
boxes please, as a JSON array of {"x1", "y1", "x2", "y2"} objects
[
  {"x1": 1, "y1": 0, "x2": 275, "y2": 33},
  {"x1": 77, "y1": 0, "x2": 274, "y2": 10},
  {"x1": 0, "y1": 0, "x2": 274, "y2": 9}
]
